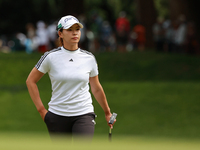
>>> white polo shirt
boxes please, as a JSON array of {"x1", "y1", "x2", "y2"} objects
[{"x1": 35, "y1": 46, "x2": 98, "y2": 116}]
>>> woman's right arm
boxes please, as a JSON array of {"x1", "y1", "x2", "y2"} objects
[{"x1": 26, "y1": 67, "x2": 48, "y2": 120}]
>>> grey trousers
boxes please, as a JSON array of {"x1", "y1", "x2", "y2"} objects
[{"x1": 44, "y1": 111, "x2": 96, "y2": 139}]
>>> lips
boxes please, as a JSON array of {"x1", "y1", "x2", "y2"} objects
[{"x1": 72, "y1": 37, "x2": 78, "y2": 40}]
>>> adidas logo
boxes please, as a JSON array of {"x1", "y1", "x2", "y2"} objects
[{"x1": 69, "y1": 59, "x2": 73, "y2": 62}]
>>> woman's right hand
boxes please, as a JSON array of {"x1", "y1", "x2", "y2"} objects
[{"x1": 39, "y1": 108, "x2": 48, "y2": 121}]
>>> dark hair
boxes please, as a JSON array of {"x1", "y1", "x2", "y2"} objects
[{"x1": 58, "y1": 28, "x2": 63, "y2": 46}]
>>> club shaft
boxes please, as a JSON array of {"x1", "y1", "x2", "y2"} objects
[{"x1": 109, "y1": 128, "x2": 112, "y2": 141}]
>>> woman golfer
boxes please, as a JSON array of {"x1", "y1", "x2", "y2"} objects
[{"x1": 26, "y1": 15, "x2": 115, "y2": 139}]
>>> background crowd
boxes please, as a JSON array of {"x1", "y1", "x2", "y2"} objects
[
  {"x1": 152, "y1": 14, "x2": 199, "y2": 55},
  {"x1": 0, "y1": 12, "x2": 199, "y2": 55}
]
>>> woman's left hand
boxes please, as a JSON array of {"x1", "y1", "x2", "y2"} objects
[{"x1": 105, "y1": 113, "x2": 116, "y2": 129}]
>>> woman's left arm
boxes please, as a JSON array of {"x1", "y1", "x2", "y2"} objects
[{"x1": 89, "y1": 75, "x2": 115, "y2": 128}]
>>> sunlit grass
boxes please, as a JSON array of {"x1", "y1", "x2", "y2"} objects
[{"x1": 0, "y1": 132, "x2": 200, "y2": 150}]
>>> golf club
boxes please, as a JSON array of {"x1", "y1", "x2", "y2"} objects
[{"x1": 109, "y1": 112, "x2": 117, "y2": 141}]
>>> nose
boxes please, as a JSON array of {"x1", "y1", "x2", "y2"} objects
[{"x1": 72, "y1": 30, "x2": 78, "y2": 34}]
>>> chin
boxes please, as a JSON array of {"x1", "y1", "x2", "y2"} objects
[
  {"x1": 71, "y1": 42, "x2": 79, "y2": 45},
  {"x1": 72, "y1": 40, "x2": 79, "y2": 42}
]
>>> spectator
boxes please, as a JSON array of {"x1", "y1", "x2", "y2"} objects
[
  {"x1": 36, "y1": 21, "x2": 49, "y2": 53},
  {"x1": 132, "y1": 23, "x2": 146, "y2": 51},
  {"x1": 163, "y1": 19, "x2": 175, "y2": 52},
  {"x1": 10, "y1": 32, "x2": 26, "y2": 51},
  {"x1": 0, "y1": 37, "x2": 11, "y2": 53},
  {"x1": 24, "y1": 23, "x2": 38, "y2": 54},
  {"x1": 115, "y1": 11, "x2": 130, "y2": 52},
  {"x1": 78, "y1": 15, "x2": 88, "y2": 50},
  {"x1": 89, "y1": 11, "x2": 103, "y2": 52},
  {"x1": 185, "y1": 21, "x2": 199, "y2": 55},
  {"x1": 152, "y1": 17, "x2": 165, "y2": 52},
  {"x1": 100, "y1": 21, "x2": 113, "y2": 52},
  {"x1": 173, "y1": 15, "x2": 187, "y2": 53},
  {"x1": 47, "y1": 21, "x2": 58, "y2": 49}
]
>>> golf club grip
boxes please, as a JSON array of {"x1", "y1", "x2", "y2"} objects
[{"x1": 109, "y1": 113, "x2": 117, "y2": 124}]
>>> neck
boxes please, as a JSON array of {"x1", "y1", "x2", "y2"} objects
[
  {"x1": 63, "y1": 46, "x2": 78, "y2": 51},
  {"x1": 63, "y1": 44, "x2": 78, "y2": 51}
]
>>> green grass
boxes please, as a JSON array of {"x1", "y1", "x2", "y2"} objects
[
  {"x1": 98, "y1": 81, "x2": 200, "y2": 138},
  {"x1": 0, "y1": 51, "x2": 200, "y2": 139},
  {"x1": 96, "y1": 51, "x2": 200, "y2": 81},
  {"x1": 0, "y1": 133, "x2": 200, "y2": 150}
]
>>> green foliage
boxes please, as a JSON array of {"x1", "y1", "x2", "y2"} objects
[{"x1": 154, "y1": 0, "x2": 170, "y2": 18}]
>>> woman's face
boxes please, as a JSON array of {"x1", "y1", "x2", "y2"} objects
[{"x1": 59, "y1": 23, "x2": 81, "y2": 46}]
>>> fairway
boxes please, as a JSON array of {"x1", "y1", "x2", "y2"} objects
[
  {"x1": 1, "y1": 51, "x2": 200, "y2": 147},
  {"x1": 0, "y1": 133, "x2": 200, "y2": 150}
]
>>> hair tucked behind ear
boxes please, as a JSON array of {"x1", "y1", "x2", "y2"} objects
[{"x1": 58, "y1": 29, "x2": 63, "y2": 46}]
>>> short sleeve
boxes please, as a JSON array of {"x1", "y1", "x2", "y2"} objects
[
  {"x1": 35, "y1": 52, "x2": 50, "y2": 74},
  {"x1": 90, "y1": 57, "x2": 99, "y2": 77}
]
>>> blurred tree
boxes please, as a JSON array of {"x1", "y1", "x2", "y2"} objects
[
  {"x1": 154, "y1": 0, "x2": 169, "y2": 18},
  {"x1": 0, "y1": 0, "x2": 83, "y2": 35},
  {"x1": 61, "y1": 0, "x2": 84, "y2": 16},
  {"x1": 135, "y1": 0, "x2": 157, "y2": 47},
  {"x1": 169, "y1": 0, "x2": 190, "y2": 21}
]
